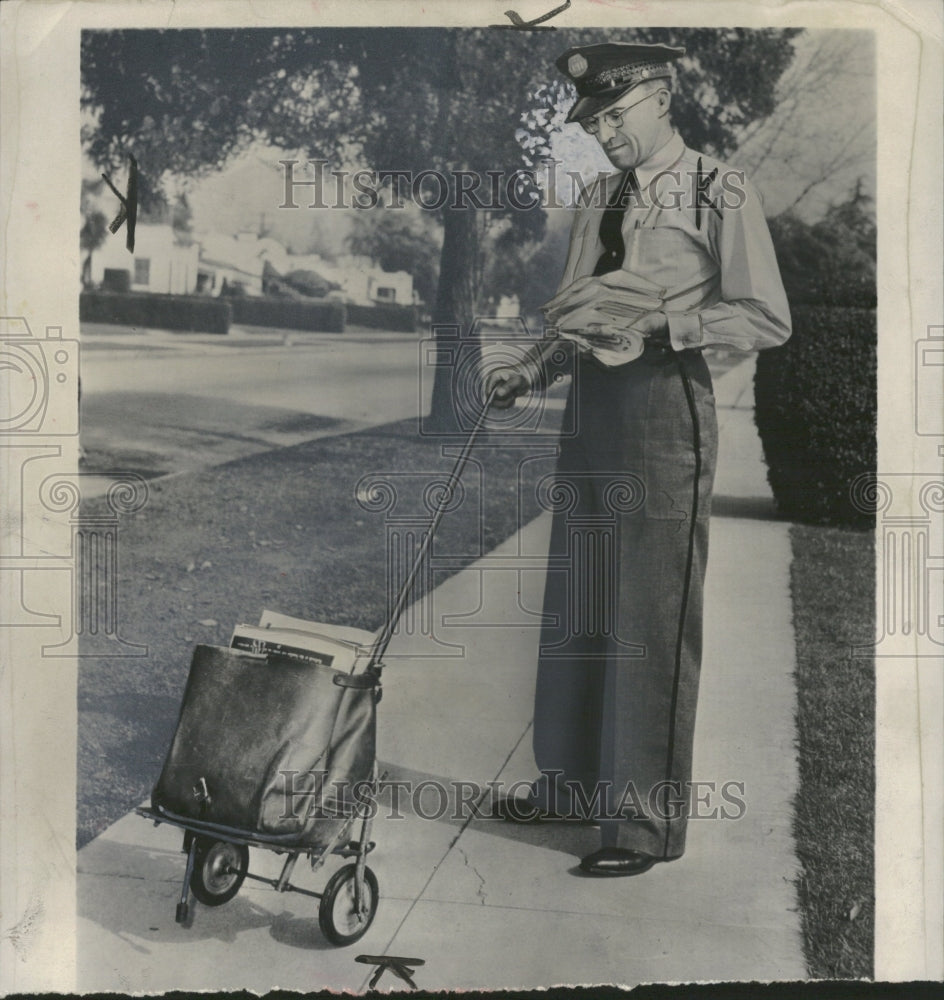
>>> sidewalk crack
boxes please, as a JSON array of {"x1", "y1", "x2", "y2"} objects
[{"x1": 456, "y1": 845, "x2": 487, "y2": 905}]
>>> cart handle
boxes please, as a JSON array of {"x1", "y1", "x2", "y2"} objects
[{"x1": 362, "y1": 384, "x2": 501, "y2": 673}]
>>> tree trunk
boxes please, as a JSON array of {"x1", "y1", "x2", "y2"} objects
[
  {"x1": 426, "y1": 201, "x2": 482, "y2": 433},
  {"x1": 82, "y1": 251, "x2": 93, "y2": 289}
]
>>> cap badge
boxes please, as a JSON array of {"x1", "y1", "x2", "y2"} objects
[{"x1": 568, "y1": 53, "x2": 589, "y2": 78}]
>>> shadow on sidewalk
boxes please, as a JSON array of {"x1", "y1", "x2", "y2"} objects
[
  {"x1": 711, "y1": 494, "x2": 786, "y2": 521},
  {"x1": 374, "y1": 762, "x2": 599, "y2": 859},
  {"x1": 77, "y1": 837, "x2": 346, "y2": 954}
]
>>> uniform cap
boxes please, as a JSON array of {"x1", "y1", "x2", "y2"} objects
[{"x1": 555, "y1": 42, "x2": 685, "y2": 123}]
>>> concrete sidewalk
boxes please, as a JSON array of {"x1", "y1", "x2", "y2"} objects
[{"x1": 76, "y1": 354, "x2": 805, "y2": 991}]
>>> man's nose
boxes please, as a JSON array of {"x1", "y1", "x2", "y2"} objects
[{"x1": 597, "y1": 119, "x2": 619, "y2": 143}]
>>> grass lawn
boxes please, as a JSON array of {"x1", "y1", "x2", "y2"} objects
[{"x1": 789, "y1": 522, "x2": 875, "y2": 979}]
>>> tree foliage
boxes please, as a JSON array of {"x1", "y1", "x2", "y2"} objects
[
  {"x1": 80, "y1": 178, "x2": 109, "y2": 288},
  {"x1": 346, "y1": 211, "x2": 440, "y2": 306},
  {"x1": 734, "y1": 31, "x2": 875, "y2": 219},
  {"x1": 485, "y1": 214, "x2": 568, "y2": 317},
  {"x1": 768, "y1": 182, "x2": 876, "y2": 308}
]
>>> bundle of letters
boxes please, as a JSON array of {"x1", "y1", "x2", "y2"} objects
[
  {"x1": 230, "y1": 609, "x2": 378, "y2": 673},
  {"x1": 541, "y1": 269, "x2": 667, "y2": 366}
]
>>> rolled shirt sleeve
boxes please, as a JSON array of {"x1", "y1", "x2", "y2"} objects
[{"x1": 666, "y1": 177, "x2": 792, "y2": 353}]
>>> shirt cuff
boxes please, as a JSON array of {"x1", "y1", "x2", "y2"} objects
[{"x1": 667, "y1": 312, "x2": 703, "y2": 352}]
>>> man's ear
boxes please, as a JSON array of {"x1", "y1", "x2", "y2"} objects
[{"x1": 657, "y1": 88, "x2": 672, "y2": 118}]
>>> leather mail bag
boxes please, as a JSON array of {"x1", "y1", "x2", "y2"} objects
[{"x1": 151, "y1": 644, "x2": 378, "y2": 849}]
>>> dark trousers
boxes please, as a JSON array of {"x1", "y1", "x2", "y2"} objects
[{"x1": 531, "y1": 347, "x2": 718, "y2": 858}]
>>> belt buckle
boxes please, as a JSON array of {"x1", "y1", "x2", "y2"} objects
[{"x1": 644, "y1": 340, "x2": 671, "y2": 359}]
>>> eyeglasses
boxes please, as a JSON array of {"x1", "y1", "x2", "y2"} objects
[{"x1": 579, "y1": 89, "x2": 661, "y2": 135}]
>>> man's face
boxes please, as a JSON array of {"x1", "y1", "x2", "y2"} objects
[{"x1": 582, "y1": 84, "x2": 669, "y2": 170}]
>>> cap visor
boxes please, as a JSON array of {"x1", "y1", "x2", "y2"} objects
[{"x1": 565, "y1": 83, "x2": 636, "y2": 124}]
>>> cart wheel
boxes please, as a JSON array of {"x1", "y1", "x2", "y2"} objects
[
  {"x1": 318, "y1": 863, "x2": 378, "y2": 946},
  {"x1": 189, "y1": 838, "x2": 249, "y2": 906}
]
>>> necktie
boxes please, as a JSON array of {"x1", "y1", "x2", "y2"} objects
[{"x1": 592, "y1": 169, "x2": 639, "y2": 277}]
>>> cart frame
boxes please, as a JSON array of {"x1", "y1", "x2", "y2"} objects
[{"x1": 136, "y1": 765, "x2": 382, "y2": 944}]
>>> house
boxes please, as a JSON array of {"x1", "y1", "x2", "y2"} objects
[
  {"x1": 284, "y1": 253, "x2": 413, "y2": 307},
  {"x1": 195, "y1": 231, "x2": 291, "y2": 296},
  {"x1": 89, "y1": 221, "x2": 416, "y2": 312},
  {"x1": 91, "y1": 224, "x2": 200, "y2": 295}
]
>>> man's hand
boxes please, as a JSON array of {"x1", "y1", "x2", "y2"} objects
[
  {"x1": 631, "y1": 310, "x2": 670, "y2": 346},
  {"x1": 483, "y1": 367, "x2": 530, "y2": 409}
]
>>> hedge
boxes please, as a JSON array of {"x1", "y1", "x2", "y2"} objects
[
  {"x1": 346, "y1": 302, "x2": 417, "y2": 333},
  {"x1": 79, "y1": 292, "x2": 411, "y2": 336},
  {"x1": 767, "y1": 212, "x2": 876, "y2": 309},
  {"x1": 230, "y1": 296, "x2": 346, "y2": 333},
  {"x1": 754, "y1": 305, "x2": 876, "y2": 528},
  {"x1": 80, "y1": 291, "x2": 232, "y2": 334}
]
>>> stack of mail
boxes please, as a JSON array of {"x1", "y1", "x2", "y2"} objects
[
  {"x1": 541, "y1": 270, "x2": 667, "y2": 366},
  {"x1": 230, "y1": 609, "x2": 378, "y2": 673}
]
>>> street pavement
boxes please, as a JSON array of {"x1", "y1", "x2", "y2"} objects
[
  {"x1": 76, "y1": 353, "x2": 805, "y2": 991},
  {"x1": 79, "y1": 323, "x2": 433, "y2": 496}
]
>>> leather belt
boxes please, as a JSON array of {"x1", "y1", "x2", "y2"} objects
[{"x1": 642, "y1": 339, "x2": 673, "y2": 359}]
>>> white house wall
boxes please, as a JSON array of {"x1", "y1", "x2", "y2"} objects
[{"x1": 90, "y1": 224, "x2": 199, "y2": 295}]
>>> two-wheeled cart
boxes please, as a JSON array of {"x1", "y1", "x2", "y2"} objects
[
  {"x1": 137, "y1": 762, "x2": 381, "y2": 945},
  {"x1": 137, "y1": 388, "x2": 499, "y2": 946}
]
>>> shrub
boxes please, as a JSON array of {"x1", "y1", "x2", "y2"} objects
[
  {"x1": 101, "y1": 268, "x2": 131, "y2": 293},
  {"x1": 768, "y1": 205, "x2": 876, "y2": 309},
  {"x1": 346, "y1": 302, "x2": 417, "y2": 333},
  {"x1": 80, "y1": 291, "x2": 231, "y2": 334},
  {"x1": 230, "y1": 296, "x2": 346, "y2": 333},
  {"x1": 754, "y1": 305, "x2": 876, "y2": 527}
]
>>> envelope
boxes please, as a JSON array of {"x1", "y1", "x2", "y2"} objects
[{"x1": 559, "y1": 326, "x2": 646, "y2": 366}]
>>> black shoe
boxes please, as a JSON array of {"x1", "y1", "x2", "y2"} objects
[{"x1": 577, "y1": 847, "x2": 660, "y2": 877}]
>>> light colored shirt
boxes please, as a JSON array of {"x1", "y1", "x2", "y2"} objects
[{"x1": 557, "y1": 131, "x2": 792, "y2": 353}]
